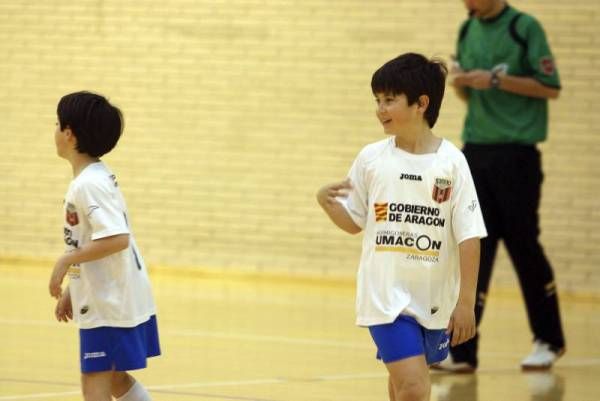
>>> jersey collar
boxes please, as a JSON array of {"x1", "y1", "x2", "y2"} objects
[{"x1": 480, "y1": 4, "x2": 511, "y2": 24}]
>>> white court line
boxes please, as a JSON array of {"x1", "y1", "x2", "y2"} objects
[
  {"x1": 4, "y1": 318, "x2": 600, "y2": 360},
  {"x1": 148, "y1": 378, "x2": 288, "y2": 390},
  {"x1": 3, "y1": 319, "x2": 600, "y2": 399},
  {"x1": 4, "y1": 358, "x2": 600, "y2": 401},
  {"x1": 166, "y1": 328, "x2": 373, "y2": 349},
  {"x1": 0, "y1": 373, "x2": 385, "y2": 400},
  {"x1": 0, "y1": 319, "x2": 56, "y2": 327},
  {"x1": 0, "y1": 390, "x2": 80, "y2": 401},
  {"x1": 554, "y1": 357, "x2": 600, "y2": 367},
  {"x1": 148, "y1": 372, "x2": 387, "y2": 391},
  {"x1": 0, "y1": 318, "x2": 371, "y2": 350}
]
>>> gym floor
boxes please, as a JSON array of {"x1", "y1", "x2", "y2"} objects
[{"x1": 1, "y1": 262, "x2": 598, "y2": 401}]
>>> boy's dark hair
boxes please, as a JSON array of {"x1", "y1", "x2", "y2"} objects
[
  {"x1": 57, "y1": 91, "x2": 124, "y2": 157},
  {"x1": 371, "y1": 53, "x2": 448, "y2": 128}
]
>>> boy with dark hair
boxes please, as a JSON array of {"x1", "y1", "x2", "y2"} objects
[
  {"x1": 317, "y1": 53, "x2": 487, "y2": 401},
  {"x1": 50, "y1": 91, "x2": 159, "y2": 401}
]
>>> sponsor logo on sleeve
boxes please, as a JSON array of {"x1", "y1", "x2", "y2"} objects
[
  {"x1": 540, "y1": 56, "x2": 555, "y2": 75},
  {"x1": 467, "y1": 200, "x2": 478, "y2": 212},
  {"x1": 87, "y1": 205, "x2": 100, "y2": 217}
]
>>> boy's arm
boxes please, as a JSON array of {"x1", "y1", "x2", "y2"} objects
[
  {"x1": 316, "y1": 179, "x2": 362, "y2": 235},
  {"x1": 447, "y1": 237, "x2": 480, "y2": 346},
  {"x1": 49, "y1": 234, "x2": 130, "y2": 298}
]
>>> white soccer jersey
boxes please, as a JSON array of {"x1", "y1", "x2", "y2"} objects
[
  {"x1": 342, "y1": 137, "x2": 487, "y2": 329},
  {"x1": 62, "y1": 162, "x2": 156, "y2": 329}
]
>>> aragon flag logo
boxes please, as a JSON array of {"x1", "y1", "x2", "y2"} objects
[{"x1": 374, "y1": 203, "x2": 388, "y2": 222}]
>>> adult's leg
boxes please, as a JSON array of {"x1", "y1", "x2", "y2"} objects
[{"x1": 496, "y1": 147, "x2": 565, "y2": 350}]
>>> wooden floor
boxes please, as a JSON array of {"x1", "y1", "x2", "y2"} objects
[{"x1": 1, "y1": 262, "x2": 599, "y2": 401}]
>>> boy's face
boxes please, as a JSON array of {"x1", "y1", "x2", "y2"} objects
[{"x1": 374, "y1": 93, "x2": 420, "y2": 135}]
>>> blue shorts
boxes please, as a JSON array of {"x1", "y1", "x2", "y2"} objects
[
  {"x1": 79, "y1": 315, "x2": 161, "y2": 373},
  {"x1": 368, "y1": 315, "x2": 449, "y2": 365}
]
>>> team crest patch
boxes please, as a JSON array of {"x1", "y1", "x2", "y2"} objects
[
  {"x1": 432, "y1": 178, "x2": 452, "y2": 204},
  {"x1": 540, "y1": 56, "x2": 555, "y2": 75},
  {"x1": 65, "y1": 202, "x2": 79, "y2": 226}
]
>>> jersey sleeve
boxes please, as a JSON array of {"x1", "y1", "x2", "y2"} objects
[
  {"x1": 340, "y1": 152, "x2": 369, "y2": 229},
  {"x1": 521, "y1": 15, "x2": 561, "y2": 88},
  {"x1": 74, "y1": 180, "x2": 130, "y2": 241},
  {"x1": 451, "y1": 156, "x2": 487, "y2": 243}
]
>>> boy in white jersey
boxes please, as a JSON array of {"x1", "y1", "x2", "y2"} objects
[
  {"x1": 49, "y1": 92, "x2": 159, "y2": 401},
  {"x1": 317, "y1": 53, "x2": 487, "y2": 401}
]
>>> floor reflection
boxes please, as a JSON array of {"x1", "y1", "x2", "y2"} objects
[{"x1": 431, "y1": 371, "x2": 565, "y2": 401}]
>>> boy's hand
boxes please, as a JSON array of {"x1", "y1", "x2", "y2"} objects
[
  {"x1": 49, "y1": 255, "x2": 70, "y2": 299},
  {"x1": 317, "y1": 179, "x2": 353, "y2": 206},
  {"x1": 447, "y1": 300, "x2": 476, "y2": 346},
  {"x1": 55, "y1": 290, "x2": 73, "y2": 322},
  {"x1": 316, "y1": 179, "x2": 362, "y2": 235}
]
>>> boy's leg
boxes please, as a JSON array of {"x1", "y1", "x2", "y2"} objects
[
  {"x1": 388, "y1": 376, "x2": 395, "y2": 401},
  {"x1": 112, "y1": 371, "x2": 152, "y2": 401},
  {"x1": 369, "y1": 316, "x2": 435, "y2": 401},
  {"x1": 112, "y1": 371, "x2": 135, "y2": 397},
  {"x1": 386, "y1": 355, "x2": 430, "y2": 401},
  {"x1": 81, "y1": 371, "x2": 113, "y2": 401}
]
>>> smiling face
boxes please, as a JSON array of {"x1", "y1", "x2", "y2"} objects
[{"x1": 374, "y1": 92, "x2": 423, "y2": 135}]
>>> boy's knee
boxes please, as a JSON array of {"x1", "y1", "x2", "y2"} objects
[
  {"x1": 395, "y1": 379, "x2": 429, "y2": 401},
  {"x1": 112, "y1": 371, "x2": 135, "y2": 396},
  {"x1": 81, "y1": 372, "x2": 113, "y2": 401},
  {"x1": 81, "y1": 383, "x2": 111, "y2": 401},
  {"x1": 113, "y1": 372, "x2": 133, "y2": 386}
]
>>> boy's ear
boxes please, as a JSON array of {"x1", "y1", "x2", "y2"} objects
[
  {"x1": 417, "y1": 95, "x2": 430, "y2": 111},
  {"x1": 63, "y1": 126, "x2": 78, "y2": 146}
]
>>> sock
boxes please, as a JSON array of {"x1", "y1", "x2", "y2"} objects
[{"x1": 116, "y1": 381, "x2": 152, "y2": 401}]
